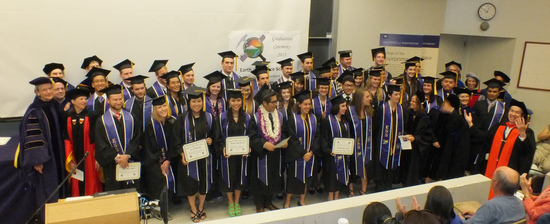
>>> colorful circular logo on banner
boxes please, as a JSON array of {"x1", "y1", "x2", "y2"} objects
[{"x1": 243, "y1": 37, "x2": 264, "y2": 59}]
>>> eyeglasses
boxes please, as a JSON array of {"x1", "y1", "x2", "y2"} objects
[{"x1": 268, "y1": 100, "x2": 278, "y2": 104}]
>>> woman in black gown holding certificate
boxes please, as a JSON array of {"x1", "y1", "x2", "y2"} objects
[
  {"x1": 213, "y1": 89, "x2": 251, "y2": 217},
  {"x1": 284, "y1": 90, "x2": 319, "y2": 208},
  {"x1": 172, "y1": 86, "x2": 216, "y2": 223},
  {"x1": 319, "y1": 95, "x2": 350, "y2": 201}
]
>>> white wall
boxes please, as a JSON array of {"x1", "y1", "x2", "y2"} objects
[{"x1": 0, "y1": 0, "x2": 311, "y2": 118}]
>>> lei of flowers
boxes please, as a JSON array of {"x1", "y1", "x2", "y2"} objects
[{"x1": 258, "y1": 105, "x2": 281, "y2": 144}]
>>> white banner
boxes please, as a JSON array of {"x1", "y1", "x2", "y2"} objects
[{"x1": 228, "y1": 31, "x2": 302, "y2": 82}]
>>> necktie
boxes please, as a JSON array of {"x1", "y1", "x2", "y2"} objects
[
  {"x1": 346, "y1": 96, "x2": 351, "y2": 103},
  {"x1": 488, "y1": 101, "x2": 495, "y2": 112},
  {"x1": 98, "y1": 96, "x2": 104, "y2": 103},
  {"x1": 115, "y1": 113, "x2": 121, "y2": 122},
  {"x1": 268, "y1": 113, "x2": 275, "y2": 131}
]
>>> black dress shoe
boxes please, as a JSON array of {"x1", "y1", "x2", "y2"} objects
[
  {"x1": 256, "y1": 208, "x2": 265, "y2": 213},
  {"x1": 308, "y1": 188, "x2": 315, "y2": 195},
  {"x1": 266, "y1": 203, "x2": 279, "y2": 210},
  {"x1": 276, "y1": 192, "x2": 284, "y2": 199},
  {"x1": 297, "y1": 201, "x2": 305, "y2": 206},
  {"x1": 316, "y1": 187, "x2": 324, "y2": 193}
]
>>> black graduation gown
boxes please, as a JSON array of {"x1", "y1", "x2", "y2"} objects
[
  {"x1": 469, "y1": 121, "x2": 536, "y2": 176},
  {"x1": 472, "y1": 100, "x2": 508, "y2": 131},
  {"x1": 372, "y1": 106, "x2": 404, "y2": 191},
  {"x1": 319, "y1": 117, "x2": 349, "y2": 192},
  {"x1": 94, "y1": 112, "x2": 141, "y2": 191},
  {"x1": 143, "y1": 117, "x2": 176, "y2": 199},
  {"x1": 427, "y1": 109, "x2": 470, "y2": 180},
  {"x1": 401, "y1": 110, "x2": 434, "y2": 186},
  {"x1": 128, "y1": 98, "x2": 145, "y2": 132}
]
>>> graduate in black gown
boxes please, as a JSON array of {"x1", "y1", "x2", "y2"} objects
[
  {"x1": 171, "y1": 86, "x2": 216, "y2": 222},
  {"x1": 124, "y1": 75, "x2": 152, "y2": 132},
  {"x1": 401, "y1": 91, "x2": 435, "y2": 186},
  {"x1": 372, "y1": 84, "x2": 406, "y2": 192},
  {"x1": 213, "y1": 89, "x2": 251, "y2": 217},
  {"x1": 163, "y1": 71, "x2": 186, "y2": 117},
  {"x1": 63, "y1": 88, "x2": 102, "y2": 197},
  {"x1": 426, "y1": 94, "x2": 470, "y2": 182},
  {"x1": 94, "y1": 85, "x2": 141, "y2": 191},
  {"x1": 274, "y1": 81, "x2": 294, "y2": 122},
  {"x1": 204, "y1": 71, "x2": 227, "y2": 119},
  {"x1": 347, "y1": 88, "x2": 374, "y2": 196},
  {"x1": 236, "y1": 76, "x2": 257, "y2": 116},
  {"x1": 319, "y1": 95, "x2": 351, "y2": 200},
  {"x1": 284, "y1": 90, "x2": 319, "y2": 208},
  {"x1": 249, "y1": 86, "x2": 289, "y2": 212},
  {"x1": 420, "y1": 77, "x2": 442, "y2": 114},
  {"x1": 143, "y1": 96, "x2": 177, "y2": 200}
]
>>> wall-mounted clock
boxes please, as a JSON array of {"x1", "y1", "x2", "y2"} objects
[{"x1": 478, "y1": 3, "x2": 496, "y2": 21}]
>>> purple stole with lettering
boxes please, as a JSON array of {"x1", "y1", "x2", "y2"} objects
[
  {"x1": 87, "y1": 92, "x2": 109, "y2": 113},
  {"x1": 488, "y1": 101, "x2": 506, "y2": 131},
  {"x1": 219, "y1": 112, "x2": 250, "y2": 188},
  {"x1": 183, "y1": 112, "x2": 213, "y2": 192},
  {"x1": 152, "y1": 81, "x2": 166, "y2": 97},
  {"x1": 152, "y1": 118, "x2": 176, "y2": 193},
  {"x1": 254, "y1": 110, "x2": 283, "y2": 186},
  {"x1": 328, "y1": 114, "x2": 349, "y2": 185},
  {"x1": 348, "y1": 106, "x2": 372, "y2": 178},
  {"x1": 101, "y1": 110, "x2": 134, "y2": 155},
  {"x1": 167, "y1": 94, "x2": 184, "y2": 117},
  {"x1": 120, "y1": 82, "x2": 132, "y2": 102},
  {"x1": 292, "y1": 112, "x2": 317, "y2": 183},
  {"x1": 125, "y1": 95, "x2": 152, "y2": 131},
  {"x1": 312, "y1": 96, "x2": 332, "y2": 118},
  {"x1": 378, "y1": 102, "x2": 404, "y2": 170}
]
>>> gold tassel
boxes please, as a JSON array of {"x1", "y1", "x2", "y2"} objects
[
  {"x1": 328, "y1": 80, "x2": 332, "y2": 97},
  {"x1": 234, "y1": 55, "x2": 238, "y2": 72},
  {"x1": 455, "y1": 72, "x2": 459, "y2": 87},
  {"x1": 291, "y1": 80, "x2": 295, "y2": 96},
  {"x1": 121, "y1": 85, "x2": 125, "y2": 108},
  {"x1": 202, "y1": 92, "x2": 206, "y2": 112},
  {"x1": 434, "y1": 79, "x2": 437, "y2": 96}
]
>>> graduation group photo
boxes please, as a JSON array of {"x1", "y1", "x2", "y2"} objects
[{"x1": 2, "y1": 1, "x2": 550, "y2": 224}]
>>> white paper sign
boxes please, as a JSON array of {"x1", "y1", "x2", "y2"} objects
[
  {"x1": 332, "y1": 138, "x2": 354, "y2": 155},
  {"x1": 226, "y1": 136, "x2": 249, "y2": 156},
  {"x1": 116, "y1": 162, "x2": 141, "y2": 181},
  {"x1": 72, "y1": 169, "x2": 84, "y2": 181},
  {"x1": 398, "y1": 135, "x2": 412, "y2": 150},
  {"x1": 274, "y1": 137, "x2": 291, "y2": 148},
  {"x1": 183, "y1": 139, "x2": 210, "y2": 162}
]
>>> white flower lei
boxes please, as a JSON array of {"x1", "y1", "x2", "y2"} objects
[{"x1": 258, "y1": 105, "x2": 281, "y2": 143}]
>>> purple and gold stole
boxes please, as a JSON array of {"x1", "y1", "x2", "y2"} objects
[
  {"x1": 87, "y1": 93, "x2": 110, "y2": 113},
  {"x1": 167, "y1": 94, "x2": 184, "y2": 117},
  {"x1": 425, "y1": 97, "x2": 440, "y2": 113},
  {"x1": 152, "y1": 81, "x2": 166, "y2": 97},
  {"x1": 125, "y1": 95, "x2": 152, "y2": 131},
  {"x1": 183, "y1": 112, "x2": 213, "y2": 192},
  {"x1": 338, "y1": 65, "x2": 354, "y2": 75},
  {"x1": 219, "y1": 112, "x2": 250, "y2": 188},
  {"x1": 101, "y1": 110, "x2": 134, "y2": 155},
  {"x1": 152, "y1": 118, "x2": 175, "y2": 193},
  {"x1": 378, "y1": 101, "x2": 404, "y2": 170},
  {"x1": 120, "y1": 82, "x2": 132, "y2": 102},
  {"x1": 292, "y1": 112, "x2": 317, "y2": 183},
  {"x1": 205, "y1": 97, "x2": 226, "y2": 118},
  {"x1": 328, "y1": 114, "x2": 349, "y2": 185},
  {"x1": 348, "y1": 106, "x2": 372, "y2": 179},
  {"x1": 254, "y1": 110, "x2": 283, "y2": 186},
  {"x1": 312, "y1": 96, "x2": 332, "y2": 118},
  {"x1": 487, "y1": 101, "x2": 505, "y2": 131}
]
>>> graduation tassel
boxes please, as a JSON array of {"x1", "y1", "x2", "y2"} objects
[
  {"x1": 234, "y1": 55, "x2": 238, "y2": 72},
  {"x1": 455, "y1": 72, "x2": 459, "y2": 87},
  {"x1": 434, "y1": 79, "x2": 438, "y2": 96},
  {"x1": 328, "y1": 80, "x2": 332, "y2": 97},
  {"x1": 291, "y1": 80, "x2": 295, "y2": 96},
  {"x1": 202, "y1": 92, "x2": 206, "y2": 112},
  {"x1": 121, "y1": 85, "x2": 125, "y2": 108}
]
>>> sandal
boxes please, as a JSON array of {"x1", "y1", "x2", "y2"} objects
[
  {"x1": 228, "y1": 203, "x2": 236, "y2": 217},
  {"x1": 348, "y1": 191, "x2": 355, "y2": 197},
  {"x1": 190, "y1": 210, "x2": 200, "y2": 223},
  {"x1": 360, "y1": 189, "x2": 367, "y2": 195},
  {"x1": 198, "y1": 209, "x2": 207, "y2": 220},
  {"x1": 235, "y1": 203, "x2": 242, "y2": 216}
]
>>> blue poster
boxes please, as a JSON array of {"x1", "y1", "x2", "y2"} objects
[{"x1": 380, "y1": 34, "x2": 440, "y2": 48}]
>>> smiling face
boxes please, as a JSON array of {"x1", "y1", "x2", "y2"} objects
[
  {"x1": 257, "y1": 73, "x2": 270, "y2": 87},
  {"x1": 370, "y1": 76, "x2": 381, "y2": 88},
  {"x1": 120, "y1": 68, "x2": 133, "y2": 85},
  {"x1": 208, "y1": 81, "x2": 221, "y2": 96},
  {"x1": 71, "y1": 96, "x2": 88, "y2": 111},
  {"x1": 302, "y1": 58, "x2": 313, "y2": 72},
  {"x1": 423, "y1": 82, "x2": 433, "y2": 95},
  {"x1": 49, "y1": 68, "x2": 64, "y2": 78},
  {"x1": 458, "y1": 93, "x2": 470, "y2": 106},
  {"x1": 507, "y1": 106, "x2": 524, "y2": 125},
  {"x1": 442, "y1": 78, "x2": 455, "y2": 91},
  {"x1": 374, "y1": 53, "x2": 385, "y2": 65},
  {"x1": 338, "y1": 102, "x2": 347, "y2": 116},
  {"x1": 91, "y1": 75, "x2": 107, "y2": 92},
  {"x1": 240, "y1": 85, "x2": 251, "y2": 98},
  {"x1": 282, "y1": 65, "x2": 293, "y2": 78},
  {"x1": 36, "y1": 83, "x2": 53, "y2": 101},
  {"x1": 53, "y1": 82, "x2": 66, "y2": 101},
  {"x1": 107, "y1": 93, "x2": 124, "y2": 111},
  {"x1": 281, "y1": 88, "x2": 291, "y2": 101},
  {"x1": 343, "y1": 80, "x2": 355, "y2": 95},
  {"x1": 262, "y1": 95, "x2": 278, "y2": 112},
  {"x1": 355, "y1": 75, "x2": 363, "y2": 87},
  {"x1": 340, "y1": 57, "x2": 352, "y2": 68},
  {"x1": 222, "y1": 58, "x2": 234, "y2": 74},
  {"x1": 406, "y1": 66, "x2": 416, "y2": 78},
  {"x1": 182, "y1": 70, "x2": 195, "y2": 86},
  {"x1": 167, "y1": 77, "x2": 181, "y2": 93},
  {"x1": 363, "y1": 91, "x2": 372, "y2": 106},
  {"x1": 294, "y1": 81, "x2": 304, "y2": 92},
  {"x1": 299, "y1": 99, "x2": 312, "y2": 114},
  {"x1": 466, "y1": 78, "x2": 477, "y2": 90},
  {"x1": 486, "y1": 87, "x2": 499, "y2": 101},
  {"x1": 389, "y1": 91, "x2": 400, "y2": 104},
  {"x1": 318, "y1": 85, "x2": 329, "y2": 97},
  {"x1": 155, "y1": 103, "x2": 169, "y2": 119},
  {"x1": 229, "y1": 98, "x2": 242, "y2": 112},
  {"x1": 410, "y1": 95, "x2": 419, "y2": 110},
  {"x1": 189, "y1": 98, "x2": 203, "y2": 113}
]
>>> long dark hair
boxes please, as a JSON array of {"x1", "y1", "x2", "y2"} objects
[
  {"x1": 352, "y1": 88, "x2": 374, "y2": 117},
  {"x1": 362, "y1": 202, "x2": 392, "y2": 224},
  {"x1": 186, "y1": 96, "x2": 206, "y2": 135},
  {"x1": 227, "y1": 99, "x2": 246, "y2": 126},
  {"x1": 424, "y1": 186, "x2": 456, "y2": 224},
  {"x1": 277, "y1": 88, "x2": 295, "y2": 113},
  {"x1": 330, "y1": 101, "x2": 344, "y2": 116}
]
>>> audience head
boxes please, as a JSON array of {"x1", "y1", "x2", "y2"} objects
[
  {"x1": 492, "y1": 166, "x2": 520, "y2": 196},
  {"x1": 424, "y1": 186, "x2": 456, "y2": 224},
  {"x1": 362, "y1": 202, "x2": 392, "y2": 224},
  {"x1": 402, "y1": 210, "x2": 443, "y2": 224}
]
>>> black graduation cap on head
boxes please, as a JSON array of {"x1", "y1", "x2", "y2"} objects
[
  {"x1": 149, "y1": 60, "x2": 169, "y2": 73},
  {"x1": 254, "y1": 85, "x2": 275, "y2": 104},
  {"x1": 337, "y1": 70, "x2": 354, "y2": 84},
  {"x1": 66, "y1": 88, "x2": 91, "y2": 100},
  {"x1": 315, "y1": 78, "x2": 331, "y2": 86},
  {"x1": 386, "y1": 84, "x2": 402, "y2": 94},
  {"x1": 203, "y1": 70, "x2": 227, "y2": 83},
  {"x1": 81, "y1": 55, "x2": 103, "y2": 69},
  {"x1": 151, "y1": 96, "x2": 167, "y2": 106},
  {"x1": 218, "y1": 50, "x2": 237, "y2": 59},
  {"x1": 272, "y1": 81, "x2": 293, "y2": 92},
  {"x1": 43, "y1": 63, "x2": 65, "y2": 75},
  {"x1": 453, "y1": 87, "x2": 472, "y2": 96},
  {"x1": 329, "y1": 94, "x2": 347, "y2": 106},
  {"x1": 373, "y1": 65, "x2": 386, "y2": 70},
  {"x1": 405, "y1": 56, "x2": 424, "y2": 63},
  {"x1": 493, "y1": 71, "x2": 510, "y2": 83},
  {"x1": 29, "y1": 77, "x2": 54, "y2": 86},
  {"x1": 178, "y1": 62, "x2": 195, "y2": 75},
  {"x1": 290, "y1": 71, "x2": 305, "y2": 82},
  {"x1": 252, "y1": 61, "x2": 270, "y2": 68},
  {"x1": 277, "y1": 58, "x2": 294, "y2": 67},
  {"x1": 404, "y1": 62, "x2": 416, "y2": 69},
  {"x1": 315, "y1": 66, "x2": 332, "y2": 75},
  {"x1": 99, "y1": 84, "x2": 123, "y2": 97},
  {"x1": 421, "y1": 76, "x2": 437, "y2": 84},
  {"x1": 483, "y1": 78, "x2": 506, "y2": 90},
  {"x1": 351, "y1": 68, "x2": 364, "y2": 78},
  {"x1": 86, "y1": 67, "x2": 111, "y2": 79},
  {"x1": 322, "y1": 57, "x2": 338, "y2": 68},
  {"x1": 371, "y1": 47, "x2": 386, "y2": 60},
  {"x1": 439, "y1": 71, "x2": 458, "y2": 81},
  {"x1": 113, "y1": 59, "x2": 135, "y2": 71},
  {"x1": 251, "y1": 65, "x2": 269, "y2": 78},
  {"x1": 182, "y1": 86, "x2": 207, "y2": 100},
  {"x1": 369, "y1": 69, "x2": 383, "y2": 77},
  {"x1": 125, "y1": 75, "x2": 148, "y2": 85},
  {"x1": 414, "y1": 90, "x2": 426, "y2": 105},
  {"x1": 235, "y1": 76, "x2": 255, "y2": 86},
  {"x1": 293, "y1": 90, "x2": 312, "y2": 103},
  {"x1": 226, "y1": 89, "x2": 243, "y2": 99},
  {"x1": 51, "y1": 77, "x2": 67, "y2": 86},
  {"x1": 296, "y1": 52, "x2": 313, "y2": 62},
  {"x1": 445, "y1": 94, "x2": 461, "y2": 110},
  {"x1": 392, "y1": 76, "x2": 404, "y2": 85},
  {"x1": 445, "y1": 61, "x2": 462, "y2": 70},
  {"x1": 160, "y1": 71, "x2": 181, "y2": 82},
  {"x1": 338, "y1": 50, "x2": 352, "y2": 58},
  {"x1": 509, "y1": 99, "x2": 528, "y2": 119}
]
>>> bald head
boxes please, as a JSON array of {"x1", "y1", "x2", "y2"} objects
[{"x1": 492, "y1": 167, "x2": 519, "y2": 196}]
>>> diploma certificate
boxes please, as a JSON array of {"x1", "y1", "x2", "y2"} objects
[
  {"x1": 398, "y1": 135, "x2": 412, "y2": 150},
  {"x1": 331, "y1": 138, "x2": 354, "y2": 155},
  {"x1": 183, "y1": 139, "x2": 210, "y2": 162},
  {"x1": 116, "y1": 162, "x2": 141, "y2": 181},
  {"x1": 226, "y1": 136, "x2": 249, "y2": 155},
  {"x1": 274, "y1": 137, "x2": 291, "y2": 148}
]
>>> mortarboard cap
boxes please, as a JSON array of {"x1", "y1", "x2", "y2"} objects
[
  {"x1": 392, "y1": 76, "x2": 404, "y2": 85},
  {"x1": 421, "y1": 76, "x2": 437, "y2": 84},
  {"x1": 293, "y1": 90, "x2": 312, "y2": 103},
  {"x1": 85, "y1": 67, "x2": 111, "y2": 79},
  {"x1": 81, "y1": 55, "x2": 103, "y2": 69},
  {"x1": 178, "y1": 62, "x2": 195, "y2": 75},
  {"x1": 445, "y1": 94, "x2": 461, "y2": 111},
  {"x1": 113, "y1": 59, "x2": 135, "y2": 71},
  {"x1": 329, "y1": 94, "x2": 347, "y2": 106},
  {"x1": 99, "y1": 84, "x2": 123, "y2": 97},
  {"x1": 439, "y1": 71, "x2": 458, "y2": 81},
  {"x1": 351, "y1": 68, "x2": 364, "y2": 78},
  {"x1": 277, "y1": 58, "x2": 294, "y2": 67},
  {"x1": 297, "y1": 52, "x2": 313, "y2": 62},
  {"x1": 203, "y1": 70, "x2": 227, "y2": 83},
  {"x1": 371, "y1": 47, "x2": 386, "y2": 60},
  {"x1": 151, "y1": 96, "x2": 167, "y2": 106},
  {"x1": 493, "y1": 71, "x2": 510, "y2": 83},
  {"x1": 125, "y1": 75, "x2": 148, "y2": 85},
  {"x1": 160, "y1": 71, "x2": 181, "y2": 82},
  {"x1": 251, "y1": 65, "x2": 268, "y2": 78},
  {"x1": 218, "y1": 51, "x2": 237, "y2": 59},
  {"x1": 369, "y1": 69, "x2": 383, "y2": 77},
  {"x1": 405, "y1": 56, "x2": 424, "y2": 63},
  {"x1": 404, "y1": 62, "x2": 416, "y2": 69},
  {"x1": 315, "y1": 78, "x2": 331, "y2": 86},
  {"x1": 254, "y1": 85, "x2": 276, "y2": 104},
  {"x1": 149, "y1": 60, "x2": 169, "y2": 73},
  {"x1": 182, "y1": 86, "x2": 206, "y2": 99},
  {"x1": 252, "y1": 61, "x2": 270, "y2": 68},
  {"x1": 51, "y1": 77, "x2": 67, "y2": 86},
  {"x1": 43, "y1": 63, "x2": 65, "y2": 75},
  {"x1": 453, "y1": 87, "x2": 472, "y2": 96},
  {"x1": 322, "y1": 57, "x2": 338, "y2": 68},
  {"x1": 414, "y1": 90, "x2": 426, "y2": 105},
  {"x1": 337, "y1": 70, "x2": 354, "y2": 84},
  {"x1": 386, "y1": 84, "x2": 402, "y2": 94},
  {"x1": 272, "y1": 81, "x2": 293, "y2": 92},
  {"x1": 338, "y1": 50, "x2": 352, "y2": 58},
  {"x1": 235, "y1": 76, "x2": 255, "y2": 86},
  {"x1": 66, "y1": 88, "x2": 91, "y2": 100},
  {"x1": 290, "y1": 71, "x2": 305, "y2": 82},
  {"x1": 29, "y1": 77, "x2": 54, "y2": 86},
  {"x1": 483, "y1": 78, "x2": 506, "y2": 90},
  {"x1": 226, "y1": 89, "x2": 243, "y2": 99},
  {"x1": 509, "y1": 99, "x2": 528, "y2": 119},
  {"x1": 315, "y1": 66, "x2": 332, "y2": 75},
  {"x1": 445, "y1": 61, "x2": 462, "y2": 70}
]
